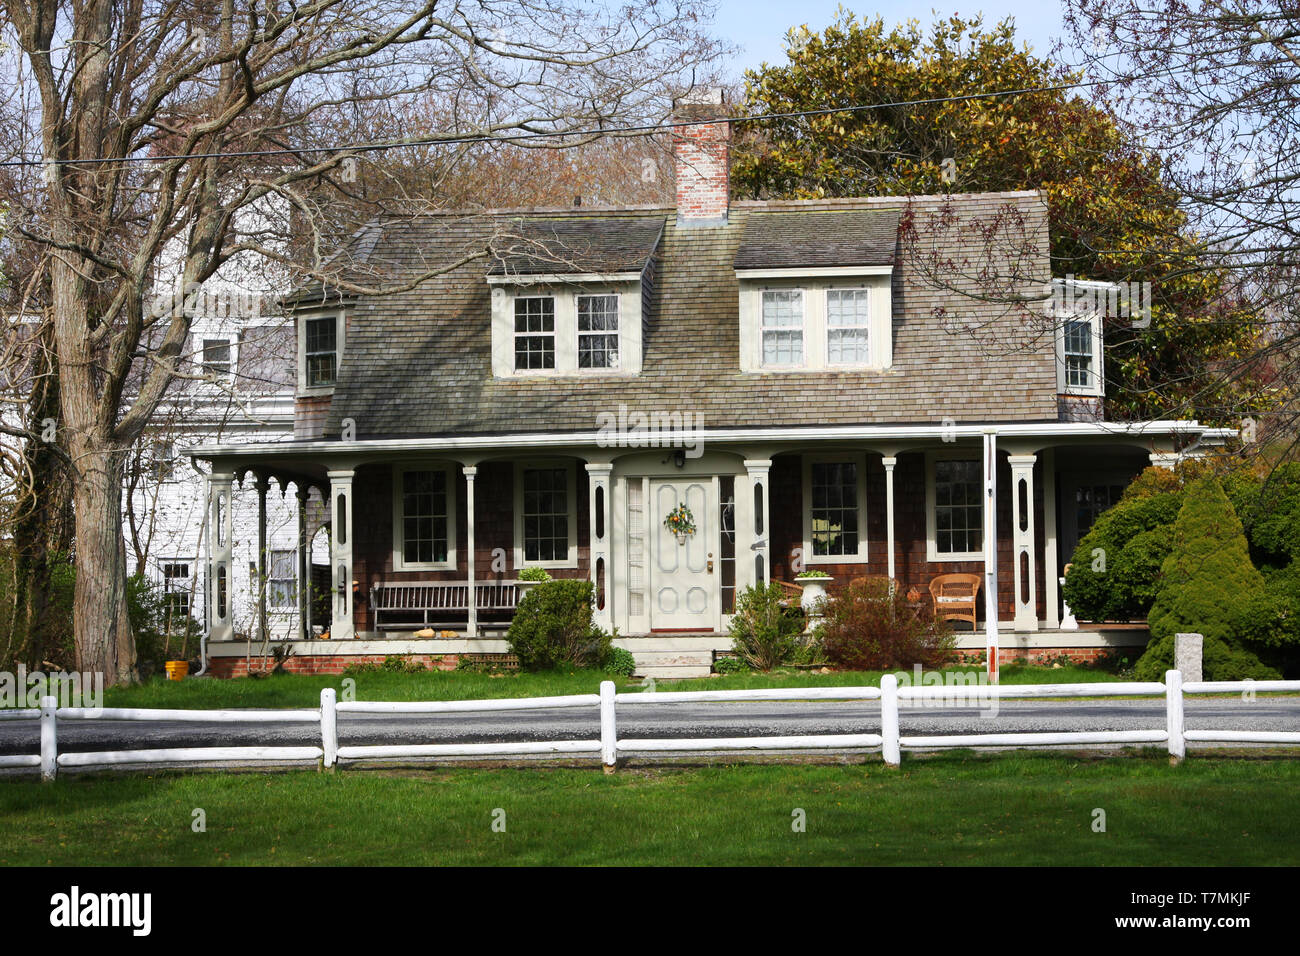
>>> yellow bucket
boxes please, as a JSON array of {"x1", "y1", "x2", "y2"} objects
[{"x1": 164, "y1": 660, "x2": 189, "y2": 681}]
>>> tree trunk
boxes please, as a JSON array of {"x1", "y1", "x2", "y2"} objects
[{"x1": 69, "y1": 447, "x2": 135, "y2": 684}]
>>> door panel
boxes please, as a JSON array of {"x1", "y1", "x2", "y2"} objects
[{"x1": 650, "y1": 479, "x2": 714, "y2": 628}]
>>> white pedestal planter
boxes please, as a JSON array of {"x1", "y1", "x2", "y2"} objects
[{"x1": 798, "y1": 576, "x2": 834, "y2": 634}]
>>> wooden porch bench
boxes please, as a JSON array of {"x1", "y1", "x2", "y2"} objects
[{"x1": 370, "y1": 581, "x2": 520, "y2": 630}]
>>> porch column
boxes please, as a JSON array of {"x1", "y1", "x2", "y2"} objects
[
  {"x1": 328, "y1": 469, "x2": 355, "y2": 641},
  {"x1": 1008, "y1": 454, "x2": 1039, "y2": 632},
  {"x1": 255, "y1": 474, "x2": 270, "y2": 644},
  {"x1": 207, "y1": 471, "x2": 235, "y2": 642},
  {"x1": 586, "y1": 463, "x2": 613, "y2": 629},
  {"x1": 981, "y1": 433, "x2": 999, "y2": 682},
  {"x1": 296, "y1": 484, "x2": 310, "y2": 640},
  {"x1": 744, "y1": 459, "x2": 772, "y2": 585},
  {"x1": 882, "y1": 456, "x2": 898, "y2": 583},
  {"x1": 464, "y1": 465, "x2": 478, "y2": 638},
  {"x1": 1042, "y1": 448, "x2": 1060, "y2": 629}
]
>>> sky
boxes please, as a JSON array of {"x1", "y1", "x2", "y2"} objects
[{"x1": 713, "y1": 1, "x2": 1073, "y2": 79}]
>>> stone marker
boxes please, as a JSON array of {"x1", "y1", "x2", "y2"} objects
[{"x1": 1175, "y1": 633, "x2": 1203, "y2": 683}]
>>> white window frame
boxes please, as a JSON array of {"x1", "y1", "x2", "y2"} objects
[
  {"x1": 201, "y1": 337, "x2": 233, "y2": 379},
  {"x1": 513, "y1": 295, "x2": 558, "y2": 372},
  {"x1": 1055, "y1": 313, "x2": 1104, "y2": 397},
  {"x1": 513, "y1": 460, "x2": 579, "y2": 569},
  {"x1": 760, "y1": 288, "x2": 806, "y2": 369},
  {"x1": 825, "y1": 287, "x2": 872, "y2": 366},
  {"x1": 926, "y1": 450, "x2": 985, "y2": 562},
  {"x1": 265, "y1": 548, "x2": 298, "y2": 610},
  {"x1": 801, "y1": 454, "x2": 869, "y2": 564},
  {"x1": 392, "y1": 463, "x2": 459, "y2": 571},
  {"x1": 159, "y1": 559, "x2": 195, "y2": 631},
  {"x1": 490, "y1": 277, "x2": 644, "y2": 378},
  {"x1": 576, "y1": 293, "x2": 621, "y2": 370},
  {"x1": 297, "y1": 308, "x2": 346, "y2": 396},
  {"x1": 737, "y1": 270, "x2": 893, "y2": 373}
]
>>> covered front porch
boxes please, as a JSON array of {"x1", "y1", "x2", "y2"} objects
[{"x1": 192, "y1": 420, "x2": 1217, "y2": 676}]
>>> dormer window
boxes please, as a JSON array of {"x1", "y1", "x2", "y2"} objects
[
  {"x1": 305, "y1": 315, "x2": 338, "y2": 387},
  {"x1": 826, "y1": 289, "x2": 871, "y2": 364},
  {"x1": 761, "y1": 290, "x2": 804, "y2": 366},
  {"x1": 1050, "y1": 278, "x2": 1106, "y2": 398},
  {"x1": 297, "y1": 310, "x2": 345, "y2": 394},
  {"x1": 514, "y1": 296, "x2": 556, "y2": 371},
  {"x1": 577, "y1": 294, "x2": 620, "y2": 369},
  {"x1": 1062, "y1": 319, "x2": 1094, "y2": 389}
]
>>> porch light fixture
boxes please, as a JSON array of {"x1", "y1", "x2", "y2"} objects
[{"x1": 673, "y1": 448, "x2": 686, "y2": 468}]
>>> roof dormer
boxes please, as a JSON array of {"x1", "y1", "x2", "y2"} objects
[
  {"x1": 734, "y1": 209, "x2": 898, "y2": 373},
  {"x1": 487, "y1": 217, "x2": 663, "y2": 378}
]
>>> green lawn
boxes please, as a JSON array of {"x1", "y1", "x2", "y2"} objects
[
  {"x1": 56, "y1": 662, "x2": 1122, "y2": 710},
  {"x1": 3, "y1": 753, "x2": 1297, "y2": 865}
]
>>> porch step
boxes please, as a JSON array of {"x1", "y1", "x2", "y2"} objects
[{"x1": 624, "y1": 647, "x2": 718, "y2": 680}]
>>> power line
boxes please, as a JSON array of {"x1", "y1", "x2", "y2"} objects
[{"x1": 0, "y1": 76, "x2": 1115, "y2": 171}]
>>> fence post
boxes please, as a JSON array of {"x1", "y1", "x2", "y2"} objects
[
  {"x1": 599, "y1": 680, "x2": 617, "y2": 773},
  {"x1": 881, "y1": 674, "x2": 901, "y2": 768},
  {"x1": 40, "y1": 695, "x2": 57, "y2": 782},
  {"x1": 1165, "y1": 669, "x2": 1185, "y2": 764},
  {"x1": 320, "y1": 687, "x2": 338, "y2": 770}
]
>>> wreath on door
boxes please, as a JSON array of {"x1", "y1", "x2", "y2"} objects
[{"x1": 663, "y1": 502, "x2": 697, "y2": 541}]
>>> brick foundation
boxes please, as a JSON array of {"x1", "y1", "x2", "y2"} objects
[{"x1": 207, "y1": 653, "x2": 460, "y2": 678}]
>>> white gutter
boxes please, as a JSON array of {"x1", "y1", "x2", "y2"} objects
[{"x1": 188, "y1": 419, "x2": 1227, "y2": 459}]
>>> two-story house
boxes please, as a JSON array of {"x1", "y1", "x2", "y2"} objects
[{"x1": 189, "y1": 93, "x2": 1231, "y2": 678}]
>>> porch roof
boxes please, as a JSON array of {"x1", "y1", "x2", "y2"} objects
[{"x1": 188, "y1": 419, "x2": 1235, "y2": 473}]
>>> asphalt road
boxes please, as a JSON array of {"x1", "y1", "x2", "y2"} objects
[{"x1": 1, "y1": 697, "x2": 1296, "y2": 755}]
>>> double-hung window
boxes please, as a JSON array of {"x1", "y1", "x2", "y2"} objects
[
  {"x1": 761, "y1": 290, "x2": 804, "y2": 366},
  {"x1": 1062, "y1": 319, "x2": 1094, "y2": 390},
  {"x1": 399, "y1": 469, "x2": 451, "y2": 566},
  {"x1": 267, "y1": 550, "x2": 297, "y2": 608},
  {"x1": 161, "y1": 562, "x2": 192, "y2": 622},
  {"x1": 202, "y1": 339, "x2": 232, "y2": 378},
  {"x1": 520, "y1": 466, "x2": 570, "y2": 564},
  {"x1": 810, "y1": 462, "x2": 860, "y2": 557},
  {"x1": 577, "y1": 294, "x2": 619, "y2": 369},
  {"x1": 305, "y1": 316, "x2": 338, "y2": 387},
  {"x1": 514, "y1": 297, "x2": 555, "y2": 370},
  {"x1": 932, "y1": 458, "x2": 983, "y2": 557},
  {"x1": 826, "y1": 289, "x2": 871, "y2": 364}
]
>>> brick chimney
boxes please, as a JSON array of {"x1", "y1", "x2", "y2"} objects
[{"x1": 672, "y1": 88, "x2": 731, "y2": 227}]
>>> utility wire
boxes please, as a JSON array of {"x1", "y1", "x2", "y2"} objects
[{"x1": 0, "y1": 75, "x2": 1118, "y2": 170}]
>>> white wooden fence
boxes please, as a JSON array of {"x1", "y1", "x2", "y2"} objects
[{"x1": 4, "y1": 671, "x2": 1299, "y2": 780}]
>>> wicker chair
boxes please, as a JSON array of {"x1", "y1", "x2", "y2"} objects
[{"x1": 928, "y1": 573, "x2": 982, "y2": 629}]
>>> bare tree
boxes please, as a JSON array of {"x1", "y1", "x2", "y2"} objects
[
  {"x1": 0, "y1": 0, "x2": 725, "y2": 684},
  {"x1": 1062, "y1": 0, "x2": 1300, "y2": 443}
]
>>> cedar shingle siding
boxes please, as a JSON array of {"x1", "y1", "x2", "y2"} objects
[{"x1": 323, "y1": 192, "x2": 1058, "y2": 439}]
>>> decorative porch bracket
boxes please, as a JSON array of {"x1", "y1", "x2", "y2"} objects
[
  {"x1": 328, "y1": 469, "x2": 355, "y2": 641},
  {"x1": 586, "y1": 462, "x2": 613, "y2": 630}
]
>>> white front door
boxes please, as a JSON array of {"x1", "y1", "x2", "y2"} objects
[{"x1": 649, "y1": 478, "x2": 716, "y2": 629}]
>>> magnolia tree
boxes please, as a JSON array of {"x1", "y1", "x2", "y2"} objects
[{"x1": 0, "y1": 0, "x2": 725, "y2": 684}]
